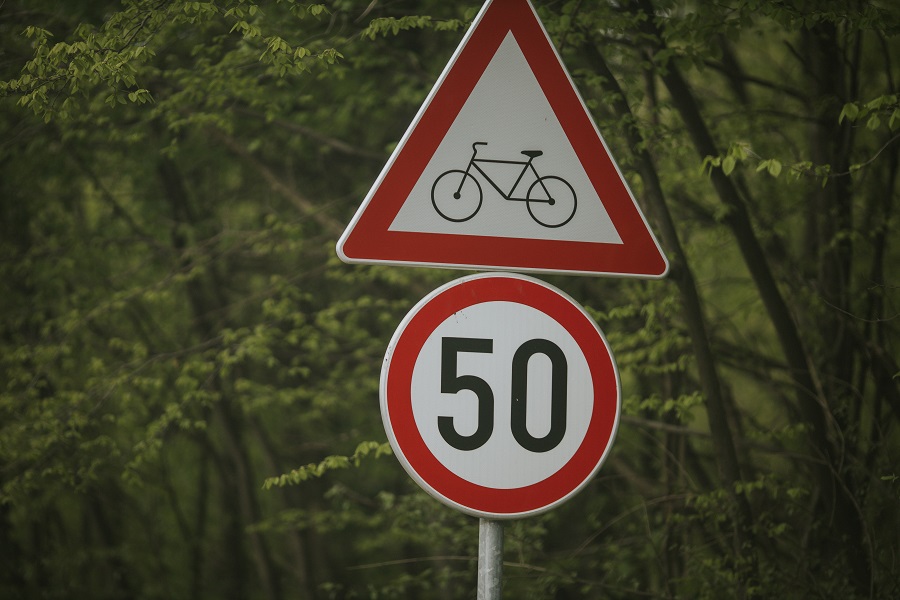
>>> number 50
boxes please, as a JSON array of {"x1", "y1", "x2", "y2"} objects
[{"x1": 439, "y1": 337, "x2": 568, "y2": 453}]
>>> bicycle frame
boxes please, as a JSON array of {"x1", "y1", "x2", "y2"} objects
[
  {"x1": 431, "y1": 141, "x2": 577, "y2": 228},
  {"x1": 457, "y1": 142, "x2": 551, "y2": 203}
]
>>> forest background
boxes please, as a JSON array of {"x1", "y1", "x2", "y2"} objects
[{"x1": 1, "y1": 0, "x2": 899, "y2": 598}]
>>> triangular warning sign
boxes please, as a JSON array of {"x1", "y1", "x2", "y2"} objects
[{"x1": 337, "y1": 0, "x2": 668, "y2": 278}]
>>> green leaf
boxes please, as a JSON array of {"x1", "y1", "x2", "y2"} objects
[
  {"x1": 839, "y1": 102, "x2": 859, "y2": 123},
  {"x1": 867, "y1": 114, "x2": 881, "y2": 130},
  {"x1": 722, "y1": 155, "x2": 736, "y2": 175},
  {"x1": 701, "y1": 155, "x2": 721, "y2": 176}
]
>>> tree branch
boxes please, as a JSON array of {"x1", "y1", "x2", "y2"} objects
[
  {"x1": 234, "y1": 106, "x2": 385, "y2": 161},
  {"x1": 210, "y1": 128, "x2": 345, "y2": 237}
]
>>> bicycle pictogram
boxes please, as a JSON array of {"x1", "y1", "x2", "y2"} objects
[{"x1": 431, "y1": 142, "x2": 578, "y2": 228}]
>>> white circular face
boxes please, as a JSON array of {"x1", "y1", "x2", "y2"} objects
[
  {"x1": 381, "y1": 273, "x2": 620, "y2": 519},
  {"x1": 410, "y1": 301, "x2": 593, "y2": 488}
]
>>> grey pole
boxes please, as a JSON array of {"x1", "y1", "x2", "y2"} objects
[{"x1": 477, "y1": 518, "x2": 503, "y2": 600}]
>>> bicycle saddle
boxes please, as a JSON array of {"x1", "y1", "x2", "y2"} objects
[{"x1": 521, "y1": 150, "x2": 543, "y2": 158}]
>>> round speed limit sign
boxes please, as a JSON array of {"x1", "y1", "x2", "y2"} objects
[{"x1": 381, "y1": 273, "x2": 620, "y2": 519}]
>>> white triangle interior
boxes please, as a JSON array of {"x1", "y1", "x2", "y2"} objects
[{"x1": 388, "y1": 32, "x2": 623, "y2": 245}]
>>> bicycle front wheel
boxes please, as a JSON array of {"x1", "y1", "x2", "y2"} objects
[
  {"x1": 432, "y1": 170, "x2": 483, "y2": 223},
  {"x1": 526, "y1": 176, "x2": 577, "y2": 228}
]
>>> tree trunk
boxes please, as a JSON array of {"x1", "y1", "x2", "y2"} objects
[{"x1": 585, "y1": 40, "x2": 758, "y2": 593}]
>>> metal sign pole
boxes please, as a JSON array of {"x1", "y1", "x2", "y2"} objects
[{"x1": 477, "y1": 519, "x2": 503, "y2": 599}]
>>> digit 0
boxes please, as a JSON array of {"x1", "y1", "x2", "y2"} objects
[{"x1": 511, "y1": 339, "x2": 567, "y2": 452}]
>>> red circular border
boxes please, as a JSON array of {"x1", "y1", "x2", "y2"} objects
[{"x1": 383, "y1": 274, "x2": 619, "y2": 518}]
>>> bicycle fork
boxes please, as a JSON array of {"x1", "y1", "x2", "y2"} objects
[{"x1": 454, "y1": 142, "x2": 489, "y2": 198}]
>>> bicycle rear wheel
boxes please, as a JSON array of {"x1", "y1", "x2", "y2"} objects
[
  {"x1": 432, "y1": 170, "x2": 483, "y2": 223},
  {"x1": 526, "y1": 176, "x2": 577, "y2": 228}
]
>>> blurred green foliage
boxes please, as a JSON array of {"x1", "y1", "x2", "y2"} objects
[{"x1": 1, "y1": 0, "x2": 898, "y2": 598}]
